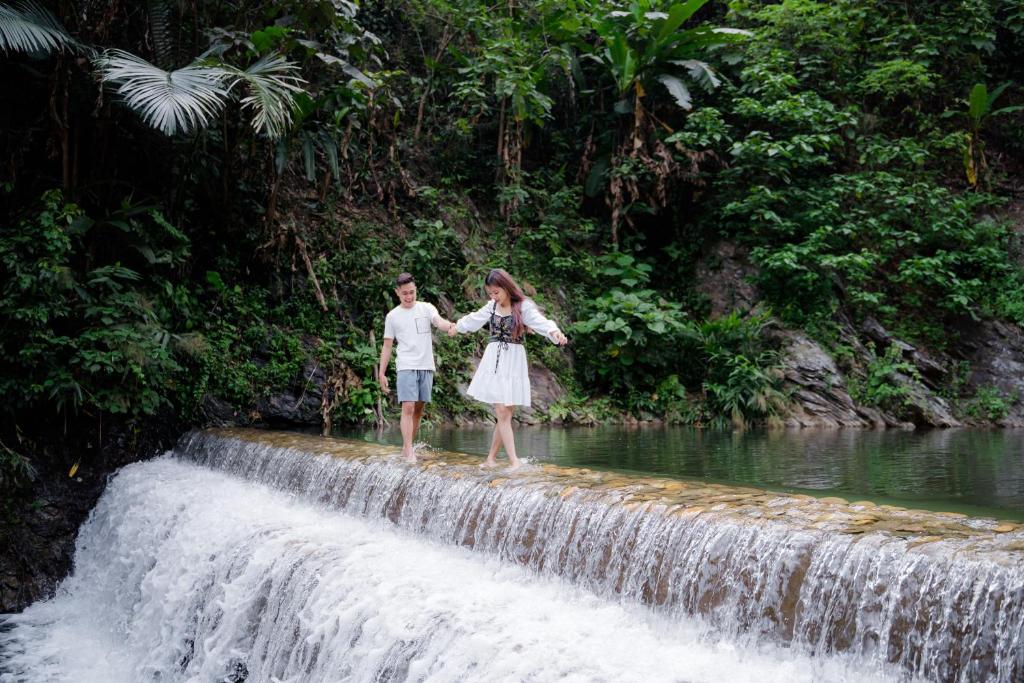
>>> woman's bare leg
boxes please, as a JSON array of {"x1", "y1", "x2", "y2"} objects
[
  {"x1": 480, "y1": 408, "x2": 502, "y2": 467},
  {"x1": 494, "y1": 403, "x2": 521, "y2": 469}
]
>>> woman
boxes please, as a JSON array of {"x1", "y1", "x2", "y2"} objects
[{"x1": 454, "y1": 269, "x2": 569, "y2": 469}]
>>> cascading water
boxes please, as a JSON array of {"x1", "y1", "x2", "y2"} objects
[
  {"x1": 1, "y1": 457, "x2": 892, "y2": 682},
  {"x1": 2, "y1": 428, "x2": 1021, "y2": 681}
]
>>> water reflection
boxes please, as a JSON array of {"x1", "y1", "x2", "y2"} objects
[{"x1": 338, "y1": 425, "x2": 1024, "y2": 519}]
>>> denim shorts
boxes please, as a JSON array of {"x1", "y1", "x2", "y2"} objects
[{"x1": 396, "y1": 369, "x2": 434, "y2": 403}]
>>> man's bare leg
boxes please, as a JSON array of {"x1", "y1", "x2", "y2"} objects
[
  {"x1": 400, "y1": 401, "x2": 418, "y2": 462},
  {"x1": 411, "y1": 400, "x2": 426, "y2": 457}
]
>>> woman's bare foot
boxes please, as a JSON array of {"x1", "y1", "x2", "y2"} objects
[
  {"x1": 401, "y1": 447, "x2": 417, "y2": 463},
  {"x1": 507, "y1": 458, "x2": 522, "y2": 471},
  {"x1": 478, "y1": 459, "x2": 498, "y2": 469}
]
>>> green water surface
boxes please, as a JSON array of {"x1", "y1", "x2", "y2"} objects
[{"x1": 339, "y1": 425, "x2": 1024, "y2": 521}]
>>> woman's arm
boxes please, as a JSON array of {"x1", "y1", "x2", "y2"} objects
[
  {"x1": 455, "y1": 303, "x2": 493, "y2": 334},
  {"x1": 522, "y1": 300, "x2": 568, "y2": 345}
]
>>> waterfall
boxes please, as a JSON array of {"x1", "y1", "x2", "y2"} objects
[
  {"x1": 2, "y1": 428, "x2": 1021, "y2": 682},
  {"x1": 1, "y1": 457, "x2": 891, "y2": 683},
  {"x1": 174, "y1": 429, "x2": 1024, "y2": 682}
]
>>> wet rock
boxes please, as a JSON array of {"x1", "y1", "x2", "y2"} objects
[
  {"x1": 958, "y1": 319, "x2": 1024, "y2": 426},
  {"x1": 838, "y1": 318, "x2": 960, "y2": 428},
  {"x1": 201, "y1": 395, "x2": 242, "y2": 426},
  {"x1": 896, "y1": 372, "x2": 961, "y2": 427},
  {"x1": 255, "y1": 359, "x2": 326, "y2": 426},
  {"x1": 1, "y1": 413, "x2": 184, "y2": 613},
  {"x1": 773, "y1": 322, "x2": 964, "y2": 428},
  {"x1": 519, "y1": 363, "x2": 567, "y2": 425},
  {"x1": 860, "y1": 316, "x2": 949, "y2": 389},
  {"x1": 774, "y1": 330, "x2": 881, "y2": 428}
]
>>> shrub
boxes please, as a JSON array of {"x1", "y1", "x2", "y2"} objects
[
  {"x1": 0, "y1": 191, "x2": 193, "y2": 419},
  {"x1": 571, "y1": 253, "x2": 690, "y2": 396},
  {"x1": 847, "y1": 343, "x2": 918, "y2": 416},
  {"x1": 961, "y1": 385, "x2": 1017, "y2": 422},
  {"x1": 686, "y1": 311, "x2": 787, "y2": 426}
]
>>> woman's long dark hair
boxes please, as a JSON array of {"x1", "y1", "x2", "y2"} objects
[{"x1": 485, "y1": 268, "x2": 528, "y2": 339}]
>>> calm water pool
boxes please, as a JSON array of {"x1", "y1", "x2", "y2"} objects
[{"x1": 338, "y1": 425, "x2": 1024, "y2": 520}]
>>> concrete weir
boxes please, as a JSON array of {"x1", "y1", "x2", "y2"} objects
[{"x1": 178, "y1": 428, "x2": 1024, "y2": 682}]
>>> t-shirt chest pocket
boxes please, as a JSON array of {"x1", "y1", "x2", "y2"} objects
[{"x1": 414, "y1": 316, "x2": 431, "y2": 334}]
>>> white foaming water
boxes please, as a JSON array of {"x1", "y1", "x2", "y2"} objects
[
  {"x1": 0, "y1": 457, "x2": 897, "y2": 683},
  {"x1": 171, "y1": 431, "x2": 1024, "y2": 683}
]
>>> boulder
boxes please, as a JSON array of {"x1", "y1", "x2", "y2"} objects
[
  {"x1": 519, "y1": 362, "x2": 568, "y2": 425},
  {"x1": 860, "y1": 316, "x2": 948, "y2": 389},
  {"x1": 774, "y1": 330, "x2": 886, "y2": 428},
  {"x1": 694, "y1": 242, "x2": 761, "y2": 317},
  {"x1": 773, "y1": 324, "x2": 964, "y2": 428},
  {"x1": 253, "y1": 357, "x2": 327, "y2": 426},
  {"x1": 958, "y1": 319, "x2": 1024, "y2": 426},
  {"x1": 849, "y1": 318, "x2": 961, "y2": 428},
  {"x1": 201, "y1": 395, "x2": 242, "y2": 426},
  {"x1": 896, "y1": 372, "x2": 961, "y2": 427}
]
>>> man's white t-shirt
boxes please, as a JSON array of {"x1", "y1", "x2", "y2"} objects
[{"x1": 383, "y1": 301, "x2": 440, "y2": 371}]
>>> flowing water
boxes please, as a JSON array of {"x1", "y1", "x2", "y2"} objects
[{"x1": 2, "y1": 429, "x2": 1022, "y2": 682}]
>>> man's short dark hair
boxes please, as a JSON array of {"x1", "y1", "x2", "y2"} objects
[{"x1": 395, "y1": 272, "x2": 415, "y2": 287}]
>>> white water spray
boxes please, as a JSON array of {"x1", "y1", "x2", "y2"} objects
[
  {"x1": 0, "y1": 458, "x2": 895, "y2": 682},
  {"x1": 167, "y1": 430, "x2": 1024, "y2": 682}
]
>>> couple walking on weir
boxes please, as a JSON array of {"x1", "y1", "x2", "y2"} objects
[{"x1": 377, "y1": 269, "x2": 569, "y2": 469}]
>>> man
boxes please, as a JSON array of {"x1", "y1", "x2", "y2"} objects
[{"x1": 377, "y1": 272, "x2": 456, "y2": 462}]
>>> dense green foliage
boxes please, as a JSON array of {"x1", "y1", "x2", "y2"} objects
[
  {"x1": 711, "y1": 0, "x2": 1024, "y2": 345},
  {"x1": 1, "y1": 191, "x2": 193, "y2": 418},
  {"x1": 2, "y1": 0, "x2": 1023, "y2": 495}
]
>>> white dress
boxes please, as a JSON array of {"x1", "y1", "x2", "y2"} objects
[{"x1": 456, "y1": 299, "x2": 562, "y2": 407}]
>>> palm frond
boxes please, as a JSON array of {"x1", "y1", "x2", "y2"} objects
[
  {"x1": 669, "y1": 59, "x2": 721, "y2": 89},
  {"x1": 95, "y1": 49, "x2": 230, "y2": 136},
  {"x1": 0, "y1": 0, "x2": 77, "y2": 55},
  {"x1": 223, "y1": 54, "x2": 306, "y2": 140},
  {"x1": 657, "y1": 73, "x2": 691, "y2": 109}
]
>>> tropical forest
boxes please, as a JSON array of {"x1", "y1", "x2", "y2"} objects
[{"x1": 2, "y1": 1, "x2": 1024, "y2": 680}]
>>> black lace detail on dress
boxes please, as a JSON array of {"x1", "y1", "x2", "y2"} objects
[{"x1": 487, "y1": 300, "x2": 522, "y2": 372}]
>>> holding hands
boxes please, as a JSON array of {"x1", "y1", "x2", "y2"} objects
[{"x1": 446, "y1": 316, "x2": 565, "y2": 345}]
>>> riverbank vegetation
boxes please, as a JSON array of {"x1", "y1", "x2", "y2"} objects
[{"x1": 2, "y1": 0, "x2": 1023, "y2": 499}]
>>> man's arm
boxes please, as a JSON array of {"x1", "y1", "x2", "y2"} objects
[
  {"x1": 431, "y1": 313, "x2": 457, "y2": 336},
  {"x1": 377, "y1": 337, "x2": 394, "y2": 393}
]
